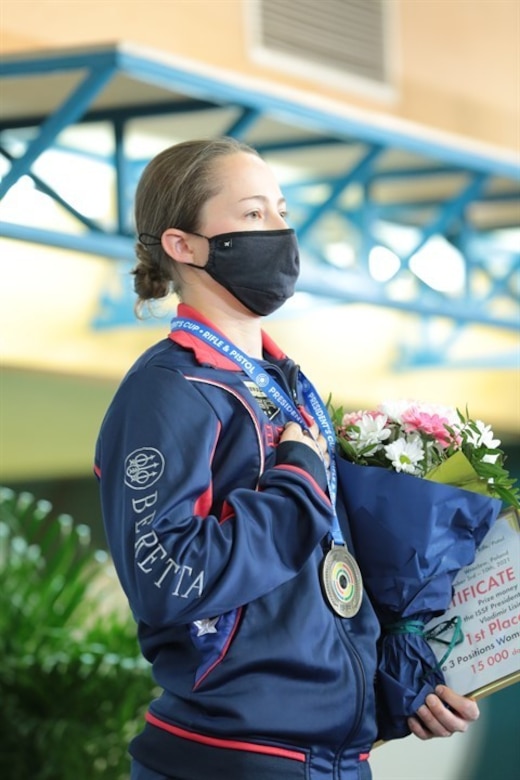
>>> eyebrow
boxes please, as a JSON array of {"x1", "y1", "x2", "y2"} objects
[{"x1": 239, "y1": 195, "x2": 286, "y2": 205}]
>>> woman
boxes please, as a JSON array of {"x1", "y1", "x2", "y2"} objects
[{"x1": 94, "y1": 138, "x2": 479, "y2": 780}]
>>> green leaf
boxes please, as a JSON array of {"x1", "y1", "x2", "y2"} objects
[{"x1": 0, "y1": 488, "x2": 154, "y2": 779}]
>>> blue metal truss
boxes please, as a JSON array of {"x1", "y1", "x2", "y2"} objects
[{"x1": 1, "y1": 44, "x2": 519, "y2": 368}]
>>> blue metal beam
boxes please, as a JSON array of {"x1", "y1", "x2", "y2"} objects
[
  {"x1": 224, "y1": 107, "x2": 261, "y2": 139},
  {"x1": 114, "y1": 47, "x2": 520, "y2": 180},
  {"x1": 0, "y1": 145, "x2": 102, "y2": 232},
  {"x1": 2, "y1": 45, "x2": 519, "y2": 179},
  {"x1": 395, "y1": 348, "x2": 520, "y2": 370},
  {"x1": 0, "y1": 63, "x2": 117, "y2": 199},
  {"x1": 393, "y1": 315, "x2": 519, "y2": 368},
  {"x1": 296, "y1": 263, "x2": 520, "y2": 330},
  {"x1": 0, "y1": 98, "x2": 223, "y2": 133},
  {"x1": 401, "y1": 174, "x2": 489, "y2": 264},
  {"x1": 0, "y1": 47, "x2": 119, "y2": 76},
  {"x1": 296, "y1": 145, "x2": 383, "y2": 240},
  {"x1": 371, "y1": 164, "x2": 462, "y2": 180},
  {"x1": 1, "y1": 44, "x2": 519, "y2": 350},
  {"x1": 0, "y1": 221, "x2": 133, "y2": 261},
  {"x1": 255, "y1": 137, "x2": 351, "y2": 153},
  {"x1": 113, "y1": 118, "x2": 128, "y2": 234}
]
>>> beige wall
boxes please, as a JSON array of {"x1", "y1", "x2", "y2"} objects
[{"x1": 1, "y1": 0, "x2": 519, "y2": 151}]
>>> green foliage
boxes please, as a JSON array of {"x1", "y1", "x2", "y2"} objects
[
  {"x1": 0, "y1": 488, "x2": 156, "y2": 780},
  {"x1": 444, "y1": 410, "x2": 519, "y2": 508}
]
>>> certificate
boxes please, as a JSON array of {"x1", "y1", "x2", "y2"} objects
[{"x1": 425, "y1": 507, "x2": 520, "y2": 699}]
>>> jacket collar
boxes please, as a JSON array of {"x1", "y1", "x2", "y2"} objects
[{"x1": 168, "y1": 303, "x2": 287, "y2": 370}]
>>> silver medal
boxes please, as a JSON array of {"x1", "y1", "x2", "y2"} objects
[{"x1": 321, "y1": 543, "x2": 363, "y2": 618}]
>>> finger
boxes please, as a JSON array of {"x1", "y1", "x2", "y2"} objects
[
  {"x1": 280, "y1": 422, "x2": 306, "y2": 446},
  {"x1": 416, "y1": 693, "x2": 473, "y2": 737},
  {"x1": 415, "y1": 697, "x2": 453, "y2": 737},
  {"x1": 407, "y1": 715, "x2": 434, "y2": 741},
  {"x1": 435, "y1": 685, "x2": 480, "y2": 723},
  {"x1": 308, "y1": 431, "x2": 329, "y2": 458},
  {"x1": 317, "y1": 435, "x2": 331, "y2": 464}
]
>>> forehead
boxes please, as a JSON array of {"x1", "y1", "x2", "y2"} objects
[{"x1": 210, "y1": 152, "x2": 284, "y2": 200}]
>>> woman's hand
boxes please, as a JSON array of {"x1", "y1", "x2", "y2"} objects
[
  {"x1": 408, "y1": 685, "x2": 480, "y2": 740},
  {"x1": 280, "y1": 420, "x2": 330, "y2": 468}
]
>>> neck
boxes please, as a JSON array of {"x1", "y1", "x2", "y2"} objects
[{"x1": 181, "y1": 294, "x2": 264, "y2": 359}]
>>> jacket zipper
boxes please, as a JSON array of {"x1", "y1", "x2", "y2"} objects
[
  {"x1": 190, "y1": 368, "x2": 369, "y2": 757},
  {"x1": 334, "y1": 620, "x2": 367, "y2": 762},
  {"x1": 280, "y1": 362, "x2": 370, "y2": 758}
]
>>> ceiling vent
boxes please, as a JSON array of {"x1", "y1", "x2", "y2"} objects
[{"x1": 248, "y1": 0, "x2": 395, "y2": 99}]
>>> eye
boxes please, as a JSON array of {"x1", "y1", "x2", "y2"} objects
[
  {"x1": 279, "y1": 209, "x2": 289, "y2": 220},
  {"x1": 246, "y1": 209, "x2": 262, "y2": 220}
]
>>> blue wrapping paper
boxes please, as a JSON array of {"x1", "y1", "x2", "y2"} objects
[{"x1": 336, "y1": 457, "x2": 502, "y2": 741}]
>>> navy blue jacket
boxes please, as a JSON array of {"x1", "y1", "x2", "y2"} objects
[{"x1": 94, "y1": 304, "x2": 380, "y2": 780}]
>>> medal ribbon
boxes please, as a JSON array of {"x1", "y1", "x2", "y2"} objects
[{"x1": 170, "y1": 316, "x2": 344, "y2": 546}]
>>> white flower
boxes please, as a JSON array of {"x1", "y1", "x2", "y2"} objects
[
  {"x1": 384, "y1": 435, "x2": 424, "y2": 475},
  {"x1": 349, "y1": 412, "x2": 391, "y2": 455},
  {"x1": 463, "y1": 420, "x2": 501, "y2": 449},
  {"x1": 377, "y1": 400, "x2": 414, "y2": 425},
  {"x1": 482, "y1": 452, "x2": 500, "y2": 465}
]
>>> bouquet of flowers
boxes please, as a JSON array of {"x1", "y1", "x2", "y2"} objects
[{"x1": 330, "y1": 399, "x2": 518, "y2": 740}]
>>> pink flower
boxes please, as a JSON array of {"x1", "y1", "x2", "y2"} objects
[
  {"x1": 401, "y1": 409, "x2": 454, "y2": 448},
  {"x1": 341, "y1": 410, "x2": 365, "y2": 427}
]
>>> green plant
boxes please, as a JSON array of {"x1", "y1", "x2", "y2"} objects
[{"x1": 0, "y1": 488, "x2": 156, "y2": 780}]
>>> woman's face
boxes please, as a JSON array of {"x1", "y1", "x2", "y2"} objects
[{"x1": 198, "y1": 152, "x2": 290, "y2": 237}]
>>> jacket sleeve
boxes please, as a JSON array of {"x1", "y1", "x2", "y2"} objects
[{"x1": 95, "y1": 364, "x2": 334, "y2": 628}]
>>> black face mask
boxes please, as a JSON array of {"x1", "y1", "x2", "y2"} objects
[{"x1": 190, "y1": 229, "x2": 300, "y2": 316}]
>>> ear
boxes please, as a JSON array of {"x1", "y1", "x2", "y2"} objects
[{"x1": 161, "y1": 229, "x2": 197, "y2": 264}]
